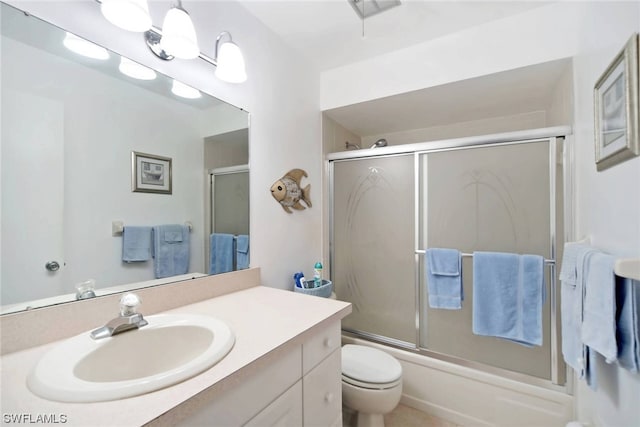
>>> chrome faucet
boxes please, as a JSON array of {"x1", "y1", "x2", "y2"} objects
[{"x1": 90, "y1": 293, "x2": 148, "y2": 340}]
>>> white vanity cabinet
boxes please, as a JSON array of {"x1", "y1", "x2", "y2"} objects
[{"x1": 175, "y1": 320, "x2": 342, "y2": 427}]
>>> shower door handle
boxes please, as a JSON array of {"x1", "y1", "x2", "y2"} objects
[{"x1": 45, "y1": 260, "x2": 60, "y2": 272}]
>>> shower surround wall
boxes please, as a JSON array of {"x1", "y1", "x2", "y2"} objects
[{"x1": 329, "y1": 129, "x2": 571, "y2": 425}]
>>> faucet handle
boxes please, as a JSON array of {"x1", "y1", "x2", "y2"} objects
[{"x1": 120, "y1": 293, "x2": 142, "y2": 316}]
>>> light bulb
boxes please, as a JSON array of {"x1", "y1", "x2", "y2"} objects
[
  {"x1": 119, "y1": 57, "x2": 156, "y2": 80},
  {"x1": 63, "y1": 32, "x2": 109, "y2": 60},
  {"x1": 171, "y1": 80, "x2": 201, "y2": 99},
  {"x1": 100, "y1": 0, "x2": 152, "y2": 32},
  {"x1": 160, "y1": 6, "x2": 200, "y2": 59},
  {"x1": 214, "y1": 41, "x2": 247, "y2": 83}
]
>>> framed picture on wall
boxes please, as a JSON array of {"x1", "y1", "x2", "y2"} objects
[
  {"x1": 131, "y1": 151, "x2": 172, "y2": 194},
  {"x1": 594, "y1": 33, "x2": 639, "y2": 171}
]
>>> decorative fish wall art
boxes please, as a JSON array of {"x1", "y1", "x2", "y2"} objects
[{"x1": 270, "y1": 169, "x2": 312, "y2": 213}]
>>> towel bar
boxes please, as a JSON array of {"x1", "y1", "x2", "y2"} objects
[
  {"x1": 415, "y1": 249, "x2": 555, "y2": 265},
  {"x1": 112, "y1": 221, "x2": 193, "y2": 236}
]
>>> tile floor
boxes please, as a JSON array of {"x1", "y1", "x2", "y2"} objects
[{"x1": 343, "y1": 404, "x2": 460, "y2": 427}]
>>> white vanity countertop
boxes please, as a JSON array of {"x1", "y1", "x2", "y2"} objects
[{"x1": 0, "y1": 285, "x2": 352, "y2": 426}]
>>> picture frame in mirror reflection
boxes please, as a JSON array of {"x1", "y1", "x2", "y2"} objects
[
  {"x1": 594, "y1": 33, "x2": 639, "y2": 171},
  {"x1": 132, "y1": 151, "x2": 172, "y2": 194}
]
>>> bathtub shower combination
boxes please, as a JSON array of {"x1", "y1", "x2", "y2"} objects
[{"x1": 328, "y1": 127, "x2": 572, "y2": 390}]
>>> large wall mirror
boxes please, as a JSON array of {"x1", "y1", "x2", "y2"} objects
[{"x1": 0, "y1": 2, "x2": 250, "y2": 314}]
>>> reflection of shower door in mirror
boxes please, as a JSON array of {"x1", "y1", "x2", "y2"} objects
[
  {"x1": 1, "y1": 91, "x2": 65, "y2": 304},
  {"x1": 332, "y1": 155, "x2": 415, "y2": 344},
  {"x1": 419, "y1": 140, "x2": 554, "y2": 380},
  {"x1": 207, "y1": 166, "x2": 249, "y2": 272}
]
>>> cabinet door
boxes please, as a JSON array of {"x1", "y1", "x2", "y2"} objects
[
  {"x1": 245, "y1": 381, "x2": 302, "y2": 427},
  {"x1": 303, "y1": 349, "x2": 342, "y2": 427}
]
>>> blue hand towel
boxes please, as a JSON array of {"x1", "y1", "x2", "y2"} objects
[
  {"x1": 122, "y1": 226, "x2": 152, "y2": 262},
  {"x1": 425, "y1": 248, "x2": 462, "y2": 309},
  {"x1": 472, "y1": 252, "x2": 545, "y2": 347},
  {"x1": 152, "y1": 225, "x2": 190, "y2": 279},
  {"x1": 616, "y1": 277, "x2": 640, "y2": 372},
  {"x1": 236, "y1": 235, "x2": 250, "y2": 270},
  {"x1": 581, "y1": 251, "x2": 617, "y2": 362},
  {"x1": 561, "y1": 245, "x2": 595, "y2": 377},
  {"x1": 209, "y1": 233, "x2": 234, "y2": 274}
]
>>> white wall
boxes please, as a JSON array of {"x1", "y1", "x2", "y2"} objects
[
  {"x1": 4, "y1": 0, "x2": 322, "y2": 290},
  {"x1": 321, "y1": 2, "x2": 640, "y2": 426}
]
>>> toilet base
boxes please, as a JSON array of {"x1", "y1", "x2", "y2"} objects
[{"x1": 356, "y1": 412, "x2": 385, "y2": 427}]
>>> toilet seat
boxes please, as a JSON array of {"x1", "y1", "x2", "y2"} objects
[
  {"x1": 342, "y1": 344, "x2": 402, "y2": 390},
  {"x1": 342, "y1": 373, "x2": 402, "y2": 390}
]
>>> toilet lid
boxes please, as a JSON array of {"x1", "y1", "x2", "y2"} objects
[{"x1": 342, "y1": 344, "x2": 402, "y2": 384}]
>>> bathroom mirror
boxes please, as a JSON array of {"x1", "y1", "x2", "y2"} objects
[{"x1": 0, "y1": 2, "x2": 250, "y2": 314}]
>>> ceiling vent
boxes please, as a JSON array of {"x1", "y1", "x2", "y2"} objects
[{"x1": 349, "y1": 0, "x2": 401, "y2": 19}]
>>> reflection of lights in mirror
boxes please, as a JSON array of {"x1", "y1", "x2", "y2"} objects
[
  {"x1": 119, "y1": 57, "x2": 156, "y2": 80},
  {"x1": 160, "y1": 1, "x2": 200, "y2": 60},
  {"x1": 100, "y1": 0, "x2": 152, "y2": 33},
  {"x1": 63, "y1": 32, "x2": 109, "y2": 60},
  {"x1": 171, "y1": 79, "x2": 201, "y2": 99},
  {"x1": 97, "y1": 0, "x2": 247, "y2": 83}
]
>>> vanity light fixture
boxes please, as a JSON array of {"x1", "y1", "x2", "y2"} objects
[
  {"x1": 100, "y1": 0, "x2": 152, "y2": 32},
  {"x1": 63, "y1": 32, "x2": 110, "y2": 60},
  {"x1": 213, "y1": 31, "x2": 247, "y2": 84},
  {"x1": 171, "y1": 79, "x2": 201, "y2": 99},
  {"x1": 95, "y1": 0, "x2": 247, "y2": 82},
  {"x1": 160, "y1": 1, "x2": 200, "y2": 60},
  {"x1": 118, "y1": 57, "x2": 156, "y2": 80}
]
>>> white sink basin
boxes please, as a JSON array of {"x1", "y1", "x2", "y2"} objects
[{"x1": 27, "y1": 314, "x2": 235, "y2": 402}]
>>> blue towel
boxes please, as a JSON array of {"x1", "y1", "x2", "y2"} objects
[
  {"x1": 616, "y1": 277, "x2": 640, "y2": 372},
  {"x1": 581, "y1": 251, "x2": 617, "y2": 362},
  {"x1": 236, "y1": 235, "x2": 250, "y2": 270},
  {"x1": 472, "y1": 252, "x2": 545, "y2": 347},
  {"x1": 560, "y1": 242, "x2": 592, "y2": 287},
  {"x1": 152, "y1": 225, "x2": 190, "y2": 279},
  {"x1": 209, "y1": 233, "x2": 234, "y2": 274},
  {"x1": 426, "y1": 248, "x2": 462, "y2": 309},
  {"x1": 560, "y1": 244, "x2": 594, "y2": 378},
  {"x1": 122, "y1": 226, "x2": 152, "y2": 262}
]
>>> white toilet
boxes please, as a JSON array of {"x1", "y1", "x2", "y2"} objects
[{"x1": 341, "y1": 344, "x2": 403, "y2": 427}]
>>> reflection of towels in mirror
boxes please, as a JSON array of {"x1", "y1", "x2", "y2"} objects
[
  {"x1": 122, "y1": 226, "x2": 152, "y2": 262},
  {"x1": 236, "y1": 235, "x2": 250, "y2": 270},
  {"x1": 152, "y1": 225, "x2": 190, "y2": 278},
  {"x1": 210, "y1": 233, "x2": 234, "y2": 274}
]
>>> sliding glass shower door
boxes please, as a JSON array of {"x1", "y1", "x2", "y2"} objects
[
  {"x1": 418, "y1": 141, "x2": 554, "y2": 380},
  {"x1": 332, "y1": 154, "x2": 416, "y2": 344},
  {"x1": 329, "y1": 133, "x2": 567, "y2": 385}
]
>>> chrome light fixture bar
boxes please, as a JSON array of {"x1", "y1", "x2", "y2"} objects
[{"x1": 95, "y1": 0, "x2": 247, "y2": 83}]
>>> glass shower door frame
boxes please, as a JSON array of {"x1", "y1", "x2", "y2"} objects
[{"x1": 328, "y1": 127, "x2": 573, "y2": 392}]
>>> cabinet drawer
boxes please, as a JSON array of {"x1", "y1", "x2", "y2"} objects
[
  {"x1": 177, "y1": 346, "x2": 302, "y2": 426},
  {"x1": 303, "y1": 349, "x2": 342, "y2": 427},
  {"x1": 245, "y1": 381, "x2": 302, "y2": 427},
  {"x1": 303, "y1": 321, "x2": 341, "y2": 374}
]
